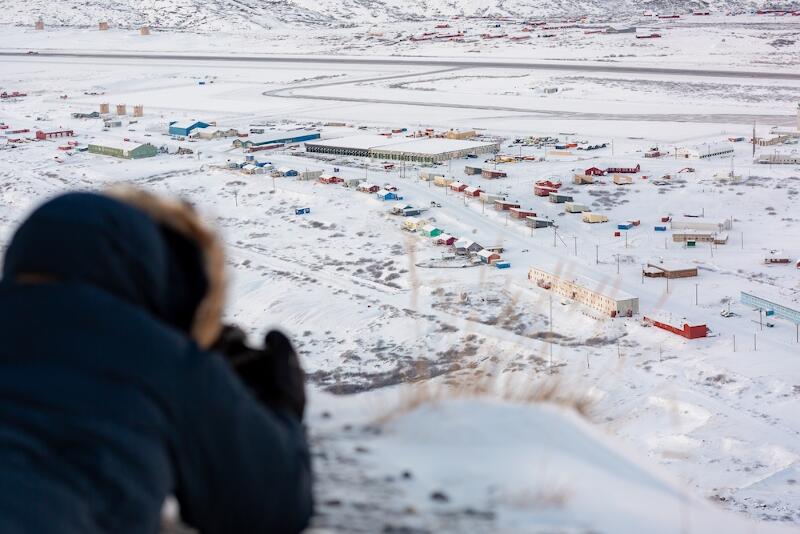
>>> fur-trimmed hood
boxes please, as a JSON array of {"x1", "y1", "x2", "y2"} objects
[
  {"x1": 3, "y1": 187, "x2": 225, "y2": 348},
  {"x1": 106, "y1": 187, "x2": 225, "y2": 348}
]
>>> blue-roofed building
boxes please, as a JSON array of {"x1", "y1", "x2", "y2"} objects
[{"x1": 169, "y1": 120, "x2": 210, "y2": 137}]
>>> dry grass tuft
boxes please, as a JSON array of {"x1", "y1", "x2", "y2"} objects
[{"x1": 376, "y1": 373, "x2": 593, "y2": 425}]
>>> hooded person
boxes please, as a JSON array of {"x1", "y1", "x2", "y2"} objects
[{"x1": 0, "y1": 187, "x2": 312, "y2": 534}]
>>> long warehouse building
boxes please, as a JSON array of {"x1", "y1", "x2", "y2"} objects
[
  {"x1": 528, "y1": 266, "x2": 639, "y2": 317},
  {"x1": 305, "y1": 135, "x2": 500, "y2": 163}
]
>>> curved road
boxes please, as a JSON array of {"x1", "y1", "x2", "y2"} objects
[
  {"x1": 6, "y1": 51, "x2": 796, "y2": 124},
  {"x1": 262, "y1": 66, "x2": 797, "y2": 126}
]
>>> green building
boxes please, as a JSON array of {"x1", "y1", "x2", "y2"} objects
[
  {"x1": 88, "y1": 140, "x2": 157, "y2": 159},
  {"x1": 420, "y1": 224, "x2": 442, "y2": 238}
]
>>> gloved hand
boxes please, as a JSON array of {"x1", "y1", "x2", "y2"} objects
[{"x1": 211, "y1": 325, "x2": 306, "y2": 420}]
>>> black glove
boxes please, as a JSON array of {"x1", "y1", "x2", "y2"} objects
[{"x1": 211, "y1": 325, "x2": 306, "y2": 420}]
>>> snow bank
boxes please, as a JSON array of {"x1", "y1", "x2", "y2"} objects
[{"x1": 311, "y1": 397, "x2": 795, "y2": 533}]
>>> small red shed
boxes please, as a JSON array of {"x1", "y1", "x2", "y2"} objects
[{"x1": 645, "y1": 317, "x2": 708, "y2": 339}]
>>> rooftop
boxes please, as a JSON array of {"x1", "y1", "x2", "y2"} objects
[
  {"x1": 305, "y1": 134, "x2": 403, "y2": 150},
  {"x1": 247, "y1": 129, "x2": 320, "y2": 144},
  {"x1": 89, "y1": 138, "x2": 151, "y2": 151},
  {"x1": 376, "y1": 137, "x2": 498, "y2": 155},
  {"x1": 529, "y1": 266, "x2": 637, "y2": 302},
  {"x1": 170, "y1": 120, "x2": 207, "y2": 129}
]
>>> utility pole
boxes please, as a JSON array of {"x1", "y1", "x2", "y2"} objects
[
  {"x1": 695, "y1": 283, "x2": 698, "y2": 306},
  {"x1": 625, "y1": 231, "x2": 628, "y2": 249},
  {"x1": 573, "y1": 236, "x2": 577, "y2": 256},
  {"x1": 616, "y1": 254, "x2": 620, "y2": 274},
  {"x1": 754, "y1": 333, "x2": 757, "y2": 351},
  {"x1": 733, "y1": 334, "x2": 736, "y2": 352},
  {"x1": 595, "y1": 244, "x2": 599, "y2": 265},
  {"x1": 759, "y1": 309, "x2": 763, "y2": 331},
  {"x1": 549, "y1": 294, "x2": 553, "y2": 373},
  {"x1": 741, "y1": 232, "x2": 744, "y2": 250},
  {"x1": 666, "y1": 275, "x2": 669, "y2": 294},
  {"x1": 553, "y1": 227, "x2": 557, "y2": 248}
]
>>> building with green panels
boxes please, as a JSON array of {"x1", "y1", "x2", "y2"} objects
[
  {"x1": 420, "y1": 224, "x2": 442, "y2": 238},
  {"x1": 88, "y1": 140, "x2": 158, "y2": 159}
]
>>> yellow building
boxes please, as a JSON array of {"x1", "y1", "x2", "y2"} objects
[
  {"x1": 582, "y1": 213, "x2": 608, "y2": 223},
  {"x1": 445, "y1": 129, "x2": 477, "y2": 140},
  {"x1": 528, "y1": 267, "x2": 639, "y2": 316},
  {"x1": 403, "y1": 218, "x2": 422, "y2": 232},
  {"x1": 433, "y1": 176, "x2": 454, "y2": 187}
]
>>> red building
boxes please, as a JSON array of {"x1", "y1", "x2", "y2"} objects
[
  {"x1": 645, "y1": 317, "x2": 708, "y2": 339},
  {"x1": 509, "y1": 207, "x2": 536, "y2": 219},
  {"x1": 606, "y1": 163, "x2": 640, "y2": 174},
  {"x1": 436, "y1": 234, "x2": 457, "y2": 246},
  {"x1": 358, "y1": 184, "x2": 380, "y2": 193},
  {"x1": 35, "y1": 130, "x2": 75, "y2": 140},
  {"x1": 534, "y1": 185, "x2": 557, "y2": 197},
  {"x1": 494, "y1": 200, "x2": 521, "y2": 211},
  {"x1": 535, "y1": 179, "x2": 561, "y2": 189},
  {"x1": 482, "y1": 169, "x2": 508, "y2": 179},
  {"x1": 319, "y1": 175, "x2": 343, "y2": 184},
  {"x1": 464, "y1": 186, "x2": 482, "y2": 197},
  {"x1": 584, "y1": 166, "x2": 606, "y2": 176},
  {"x1": 449, "y1": 181, "x2": 468, "y2": 192}
]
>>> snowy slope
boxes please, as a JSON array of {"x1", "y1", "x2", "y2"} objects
[
  {"x1": 309, "y1": 394, "x2": 796, "y2": 533},
  {"x1": 0, "y1": 0, "x2": 791, "y2": 30}
]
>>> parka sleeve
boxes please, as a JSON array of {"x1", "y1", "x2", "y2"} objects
[{"x1": 171, "y1": 347, "x2": 313, "y2": 533}]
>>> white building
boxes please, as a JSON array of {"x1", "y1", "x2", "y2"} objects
[
  {"x1": 755, "y1": 153, "x2": 800, "y2": 165},
  {"x1": 192, "y1": 127, "x2": 240, "y2": 140},
  {"x1": 676, "y1": 143, "x2": 734, "y2": 159},
  {"x1": 528, "y1": 267, "x2": 639, "y2": 317},
  {"x1": 306, "y1": 135, "x2": 500, "y2": 163},
  {"x1": 670, "y1": 217, "x2": 731, "y2": 232}
]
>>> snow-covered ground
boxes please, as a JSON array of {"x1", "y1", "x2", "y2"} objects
[{"x1": 2, "y1": 15, "x2": 800, "y2": 532}]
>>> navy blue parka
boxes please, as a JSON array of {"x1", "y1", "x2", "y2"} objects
[{"x1": 0, "y1": 191, "x2": 312, "y2": 533}]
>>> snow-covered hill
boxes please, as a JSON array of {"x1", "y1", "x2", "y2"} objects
[
  {"x1": 0, "y1": 0, "x2": 792, "y2": 30},
  {"x1": 309, "y1": 394, "x2": 796, "y2": 533}
]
